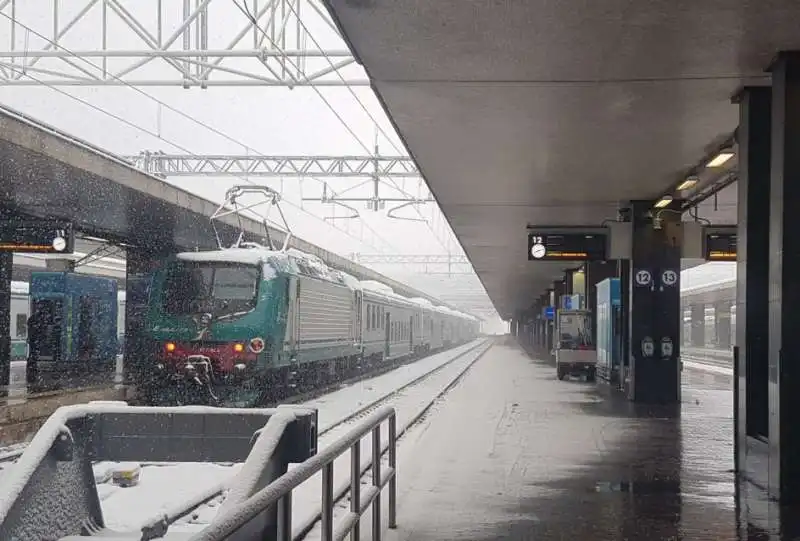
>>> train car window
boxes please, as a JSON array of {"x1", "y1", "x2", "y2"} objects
[
  {"x1": 164, "y1": 262, "x2": 259, "y2": 316},
  {"x1": 16, "y1": 313, "x2": 28, "y2": 339},
  {"x1": 214, "y1": 266, "x2": 259, "y2": 300},
  {"x1": 367, "y1": 304, "x2": 372, "y2": 330}
]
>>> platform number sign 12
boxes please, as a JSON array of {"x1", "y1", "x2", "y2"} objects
[
  {"x1": 530, "y1": 236, "x2": 547, "y2": 259},
  {"x1": 634, "y1": 269, "x2": 652, "y2": 287}
]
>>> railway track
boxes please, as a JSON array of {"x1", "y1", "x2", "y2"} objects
[
  {"x1": 293, "y1": 338, "x2": 494, "y2": 540},
  {"x1": 0, "y1": 341, "x2": 483, "y2": 466},
  {"x1": 135, "y1": 338, "x2": 493, "y2": 538}
]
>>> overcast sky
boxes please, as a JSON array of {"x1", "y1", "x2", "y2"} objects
[{"x1": 0, "y1": 1, "x2": 508, "y2": 329}]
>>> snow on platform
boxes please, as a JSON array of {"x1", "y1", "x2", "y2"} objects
[
  {"x1": 93, "y1": 340, "x2": 484, "y2": 532},
  {"x1": 382, "y1": 342, "x2": 738, "y2": 541}
]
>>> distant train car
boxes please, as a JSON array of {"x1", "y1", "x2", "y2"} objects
[
  {"x1": 27, "y1": 272, "x2": 119, "y2": 381},
  {"x1": 9, "y1": 279, "x2": 125, "y2": 362},
  {"x1": 140, "y1": 245, "x2": 480, "y2": 407}
]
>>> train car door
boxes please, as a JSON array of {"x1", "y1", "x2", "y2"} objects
[
  {"x1": 28, "y1": 297, "x2": 64, "y2": 382},
  {"x1": 354, "y1": 291, "x2": 363, "y2": 346},
  {"x1": 286, "y1": 276, "x2": 300, "y2": 353},
  {"x1": 409, "y1": 315, "x2": 414, "y2": 352},
  {"x1": 384, "y1": 311, "x2": 391, "y2": 360}
]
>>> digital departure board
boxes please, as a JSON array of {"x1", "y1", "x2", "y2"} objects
[
  {"x1": 527, "y1": 232, "x2": 607, "y2": 261},
  {"x1": 0, "y1": 219, "x2": 75, "y2": 254},
  {"x1": 705, "y1": 232, "x2": 737, "y2": 261}
]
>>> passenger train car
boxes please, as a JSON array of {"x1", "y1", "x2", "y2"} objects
[
  {"x1": 142, "y1": 246, "x2": 481, "y2": 406},
  {"x1": 9, "y1": 280, "x2": 126, "y2": 361}
]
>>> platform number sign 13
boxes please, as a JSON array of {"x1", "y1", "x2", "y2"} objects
[{"x1": 661, "y1": 269, "x2": 678, "y2": 287}]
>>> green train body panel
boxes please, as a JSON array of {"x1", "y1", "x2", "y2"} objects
[
  {"x1": 147, "y1": 256, "x2": 289, "y2": 367},
  {"x1": 145, "y1": 249, "x2": 361, "y2": 372}
]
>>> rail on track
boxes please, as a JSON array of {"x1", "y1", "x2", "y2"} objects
[{"x1": 0, "y1": 403, "x2": 318, "y2": 541}]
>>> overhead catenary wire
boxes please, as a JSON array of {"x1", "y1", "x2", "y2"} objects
[
  {"x1": 279, "y1": 0, "x2": 456, "y2": 253},
  {"x1": 0, "y1": 10, "x2": 405, "y2": 258},
  {"x1": 233, "y1": 0, "x2": 456, "y2": 254}
]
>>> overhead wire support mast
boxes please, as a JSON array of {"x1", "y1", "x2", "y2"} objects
[{"x1": 0, "y1": 0, "x2": 366, "y2": 87}]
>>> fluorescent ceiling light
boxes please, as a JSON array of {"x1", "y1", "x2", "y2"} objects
[
  {"x1": 677, "y1": 176, "x2": 699, "y2": 190},
  {"x1": 706, "y1": 151, "x2": 734, "y2": 168},
  {"x1": 654, "y1": 196, "x2": 673, "y2": 208}
]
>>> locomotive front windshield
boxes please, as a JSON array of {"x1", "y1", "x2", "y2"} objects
[{"x1": 162, "y1": 261, "x2": 260, "y2": 317}]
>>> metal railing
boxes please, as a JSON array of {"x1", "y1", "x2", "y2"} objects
[{"x1": 195, "y1": 406, "x2": 398, "y2": 541}]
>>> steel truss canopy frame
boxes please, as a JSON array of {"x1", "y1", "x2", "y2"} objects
[
  {"x1": 0, "y1": 0, "x2": 368, "y2": 87},
  {"x1": 124, "y1": 151, "x2": 419, "y2": 178}
]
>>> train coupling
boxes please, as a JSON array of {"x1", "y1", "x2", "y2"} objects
[{"x1": 185, "y1": 355, "x2": 212, "y2": 382}]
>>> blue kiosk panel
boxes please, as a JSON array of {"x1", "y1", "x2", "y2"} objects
[{"x1": 595, "y1": 278, "x2": 621, "y2": 382}]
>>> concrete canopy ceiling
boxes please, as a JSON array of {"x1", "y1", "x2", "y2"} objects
[{"x1": 322, "y1": 0, "x2": 800, "y2": 319}]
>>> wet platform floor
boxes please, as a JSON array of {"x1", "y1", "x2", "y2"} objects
[{"x1": 388, "y1": 342, "x2": 800, "y2": 540}]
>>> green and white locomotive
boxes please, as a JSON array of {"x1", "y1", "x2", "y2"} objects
[{"x1": 141, "y1": 186, "x2": 480, "y2": 406}]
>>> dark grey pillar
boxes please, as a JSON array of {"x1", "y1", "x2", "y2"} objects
[
  {"x1": 123, "y1": 249, "x2": 170, "y2": 393},
  {"x1": 734, "y1": 85, "x2": 772, "y2": 480},
  {"x1": 0, "y1": 252, "x2": 11, "y2": 391},
  {"x1": 767, "y1": 51, "x2": 800, "y2": 503},
  {"x1": 626, "y1": 200, "x2": 682, "y2": 404}
]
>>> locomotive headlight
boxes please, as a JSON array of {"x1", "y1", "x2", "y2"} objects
[
  {"x1": 165, "y1": 342, "x2": 176, "y2": 353},
  {"x1": 249, "y1": 337, "x2": 265, "y2": 354},
  {"x1": 233, "y1": 343, "x2": 245, "y2": 353}
]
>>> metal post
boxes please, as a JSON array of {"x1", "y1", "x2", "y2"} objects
[
  {"x1": 321, "y1": 463, "x2": 334, "y2": 541},
  {"x1": 277, "y1": 492, "x2": 292, "y2": 541},
  {"x1": 388, "y1": 414, "x2": 397, "y2": 529},
  {"x1": 372, "y1": 426, "x2": 381, "y2": 541},
  {"x1": 351, "y1": 440, "x2": 361, "y2": 541}
]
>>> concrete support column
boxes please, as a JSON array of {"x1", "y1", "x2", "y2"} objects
[
  {"x1": 571, "y1": 269, "x2": 586, "y2": 299},
  {"x1": 564, "y1": 271, "x2": 574, "y2": 296},
  {"x1": 691, "y1": 304, "x2": 706, "y2": 347},
  {"x1": 715, "y1": 301, "x2": 732, "y2": 350},
  {"x1": 123, "y1": 249, "x2": 166, "y2": 392},
  {"x1": 552, "y1": 280, "x2": 565, "y2": 356},
  {"x1": 766, "y1": 52, "x2": 800, "y2": 502},
  {"x1": 0, "y1": 252, "x2": 11, "y2": 391},
  {"x1": 545, "y1": 289, "x2": 555, "y2": 353},
  {"x1": 734, "y1": 85, "x2": 772, "y2": 480},
  {"x1": 626, "y1": 200, "x2": 682, "y2": 404}
]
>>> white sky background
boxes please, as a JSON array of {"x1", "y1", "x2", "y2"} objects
[{"x1": 0, "y1": 1, "x2": 510, "y2": 331}]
